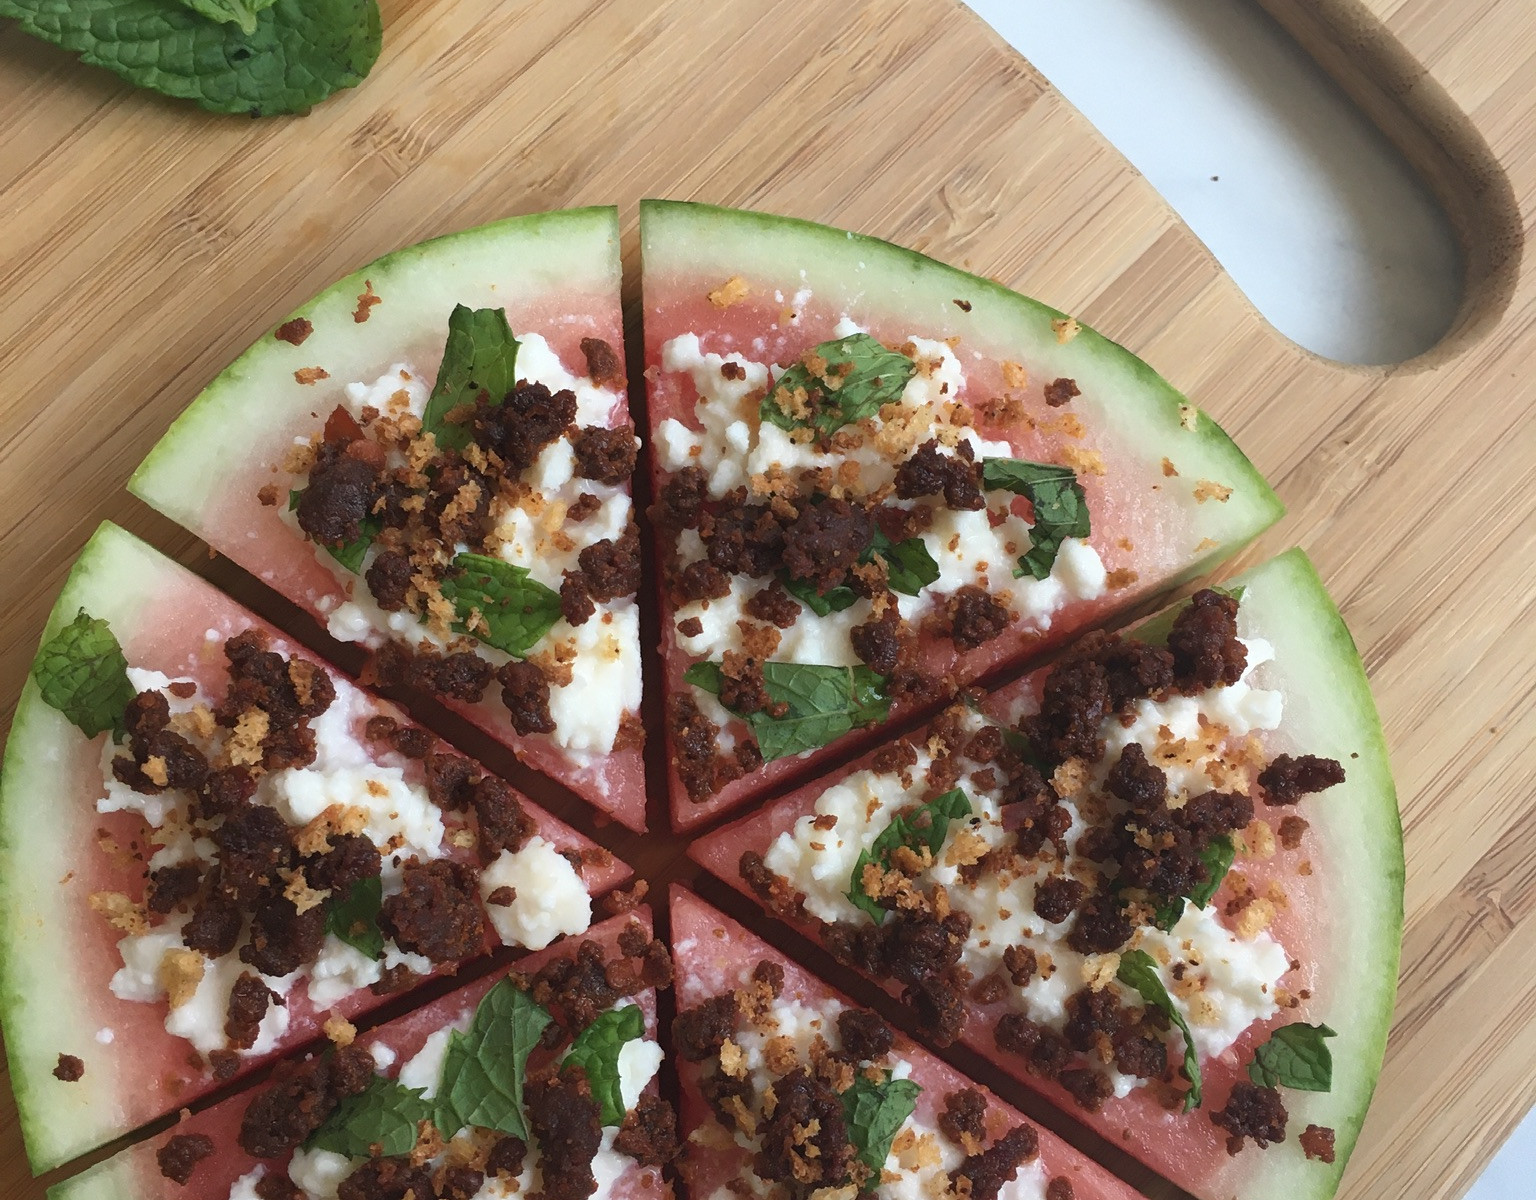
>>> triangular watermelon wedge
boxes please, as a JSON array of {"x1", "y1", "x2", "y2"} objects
[
  {"x1": 670, "y1": 887, "x2": 1141, "y2": 1200},
  {"x1": 690, "y1": 550, "x2": 1400, "y2": 1200},
  {"x1": 639, "y1": 199, "x2": 1285, "y2": 831},
  {"x1": 129, "y1": 208, "x2": 650, "y2": 831},
  {"x1": 51, "y1": 908, "x2": 674, "y2": 1200},
  {"x1": 0, "y1": 523, "x2": 633, "y2": 1173}
]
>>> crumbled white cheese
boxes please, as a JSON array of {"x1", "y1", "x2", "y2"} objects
[
  {"x1": 270, "y1": 763, "x2": 445, "y2": 874},
  {"x1": 95, "y1": 1027, "x2": 114, "y2": 1045},
  {"x1": 227, "y1": 1166, "x2": 268, "y2": 1200},
  {"x1": 396, "y1": 1019, "x2": 468, "y2": 1101},
  {"x1": 287, "y1": 1147, "x2": 352, "y2": 1200},
  {"x1": 545, "y1": 601, "x2": 643, "y2": 759},
  {"x1": 479, "y1": 837, "x2": 592, "y2": 950}
]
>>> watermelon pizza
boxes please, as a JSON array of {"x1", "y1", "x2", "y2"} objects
[
  {"x1": 691, "y1": 550, "x2": 1401, "y2": 1200},
  {"x1": 639, "y1": 200, "x2": 1285, "y2": 831},
  {"x1": 0, "y1": 523, "x2": 633, "y2": 1172},
  {"x1": 50, "y1": 909, "x2": 676, "y2": 1200},
  {"x1": 670, "y1": 887, "x2": 1140, "y2": 1200},
  {"x1": 129, "y1": 207, "x2": 650, "y2": 831}
]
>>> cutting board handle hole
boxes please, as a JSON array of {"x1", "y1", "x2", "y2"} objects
[{"x1": 973, "y1": 0, "x2": 1519, "y2": 369}]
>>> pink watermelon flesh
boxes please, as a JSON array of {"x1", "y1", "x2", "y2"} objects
[
  {"x1": 640, "y1": 203, "x2": 1281, "y2": 834},
  {"x1": 55, "y1": 910, "x2": 668, "y2": 1200},
  {"x1": 13, "y1": 529, "x2": 629, "y2": 1159},
  {"x1": 670, "y1": 887, "x2": 1140, "y2": 1200},
  {"x1": 686, "y1": 564, "x2": 1379, "y2": 1200}
]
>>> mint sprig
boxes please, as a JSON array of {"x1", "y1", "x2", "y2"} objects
[
  {"x1": 439, "y1": 553, "x2": 562, "y2": 658},
  {"x1": 562, "y1": 1005, "x2": 644, "y2": 1126},
  {"x1": 307, "y1": 1075, "x2": 430, "y2": 1158},
  {"x1": 869, "y1": 531, "x2": 939, "y2": 596},
  {"x1": 1117, "y1": 948, "x2": 1202, "y2": 1111},
  {"x1": 324, "y1": 876, "x2": 384, "y2": 960},
  {"x1": 0, "y1": 0, "x2": 382, "y2": 116},
  {"x1": 846, "y1": 789, "x2": 971, "y2": 921},
  {"x1": 434, "y1": 978, "x2": 552, "y2": 1141},
  {"x1": 760, "y1": 334, "x2": 915, "y2": 438},
  {"x1": 841, "y1": 1072, "x2": 921, "y2": 1173},
  {"x1": 980, "y1": 457, "x2": 1091, "y2": 580},
  {"x1": 422, "y1": 306, "x2": 521, "y2": 451},
  {"x1": 684, "y1": 660, "x2": 889, "y2": 761},
  {"x1": 1247, "y1": 1023, "x2": 1336, "y2": 1092},
  {"x1": 31, "y1": 609, "x2": 136, "y2": 740},
  {"x1": 1151, "y1": 835, "x2": 1236, "y2": 930}
]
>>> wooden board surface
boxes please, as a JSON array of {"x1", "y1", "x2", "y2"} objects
[{"x1": 0, "y1": 0, "x2": 1532, "y2": 1196}]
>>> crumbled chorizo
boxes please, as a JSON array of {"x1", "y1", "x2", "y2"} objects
[
  {"x1": 156, "y1": 1133, "x2": 215, "y2": 1185},
  {"x1": 380, "y1": 860, "x2": 485, "y2": 962},
  {"x1": 614, "y1": 1093, "x2": 680, "y2": 1166},
  {"x1": 895, "y1": 439, "x2": 985, "y2": 510},
  {"x1": 498, "y1": 660, "x2": 557, "y2": 736},
  {"x1": 53, "y1": 1054, "x2": 83, "y2": 1082},
  {"x1": 1258, "y1": 754, "x2": 1346, "y2": 805},
  {"x1": 1299, "y1": 1123, "x2": 1336, "y2": 1163},
  {"x1": 837, "y1": 1009, "x2": 895, "y2": 1062},
  {"x1": 525, "y1": 1072, "x2": 602, "y2": 1200},
  {"x1": 952, "y1": 1124, "x2": 1039, "y2": 1200},
  {"x1": 1168, "y1": 589, "x2": 1247, "y2": 692},
  {"x1": 781, "y1": 498, "x2": 872, "y2": 591},
  {"x1": 949, "y1": 586, "x2": 1011, "y2": 651},
  {"x1": 580, "y1": 337, "x2": 625, "y2": 389},
  {"x1": 296, "y1": 454, "x2": 379, "y2": 547},
  {"x1": 1211, "y1": 1082, "x2": 1287, "y2": 1154},
  {"x1": 572, "y1": 426, "x2": 638, "y2": 485}
]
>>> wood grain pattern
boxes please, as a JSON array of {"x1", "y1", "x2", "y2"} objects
[{"x1": 0, "y1": 0, "x2": 1531, "y2": 1197}]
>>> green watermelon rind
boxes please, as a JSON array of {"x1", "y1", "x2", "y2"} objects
[
  {"x1": 0, "y1": 524, "x2": 175, "y2": 1173},
  {"x1": 1214, "y1": 548, "x2": 1401, "y2": 1200},
  {"x1": 45, "y1": 1155, "x2": 130, "y2": 1200},
  {"x1": 640, "y1": 198, "x2": 1285, "y2": 573},
  {"x1": 129, "y1": 206, "x2": 622, "y2": 531}
]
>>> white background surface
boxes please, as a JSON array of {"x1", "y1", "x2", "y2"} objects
[{"x1": 964, "y1": 0, "x2": 1530, "y2": 1195}]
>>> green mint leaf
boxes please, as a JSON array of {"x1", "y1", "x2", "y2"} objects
[
  {"x1": 685, "y1": 661, "x2": 890, "y2": 762},
  {"x1": 779, "y1": 572, "x2": 859, "y2": 617},
  {"x1": 841, "y1": 1072, "x2": 922, "y2": 1173},
  {"x1": 1151, "y1": 836, "x2": 1237, "y2": 931},
  {"x1": 439, "y1": 553, "x2": 561, "y2": 658},
  {"x1": 868, "y1": 531, "x2": 939, "y2": 597},
  {"x1": 562, "y1": 1005, "x2": 645, "y2": 1127},
  {"x1": 760, "y1": 334, "x2": 915, "y2": 438},
  {"x1": 1247, "y1": 1023, "x2": 1336, "y2": 1092},
  {"x1": 980, "y1": 457, "x2": 1091, "y2": 580},
  {"x1": 324, "y1": 876, "x2": 384, "y2": 961},
  {"x1": 422, "y1": 306, "x2": 521, "y2": 451},
  {"x1": 31, "y1": 610, "x2": 136, "y2": 740},
  {"x1": 307, "y1": 1073, "x2": 431, "y2": 1157},
  {"x1": 1133, "y1": 585, "x2": 1247, "y2": 648},
  {"x1": 847, "y1": 789, "x2": 972, "y2": 922},
  {"x1": 0, "y1": 0, "x2": 382, "y2": 116},
  {"x1": 1117, "y1": 948, "x2": 1203, "y2": 1111},
  {"x1": 178, "y1": 0, "x2": 275, "y2": 35},
  {"x1": 435, "y1": 978, "x2": 552, "y2": 1141}
]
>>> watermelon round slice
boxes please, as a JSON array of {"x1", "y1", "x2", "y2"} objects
[
  {"x1": 670, "y1": 887, "x2": 1141, "y2": 1200},
  {"x1": 50, "y1": 909, "x2": 671, "y2": 1200},
  {"x1": 0, "y1": 523, "x2": 632, "y2": 1173},
  {"x1": 128, "y1": 207, "x2": 649, "y2": 831},
  {"x1": 639, "y1": 199, "x2": 1285, "y2": 831},
  {"x1": 690, "y1": 549, "x2": 1400, "y2": 1200}
]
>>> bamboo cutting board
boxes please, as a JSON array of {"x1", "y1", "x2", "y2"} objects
[{"x1": 0, "y1": 0, "x2": 1532, "y2": 1196}]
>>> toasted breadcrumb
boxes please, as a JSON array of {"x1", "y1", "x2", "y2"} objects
[{"x1": 708, "y1": 276, "x2": 750, "y2": 308}]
